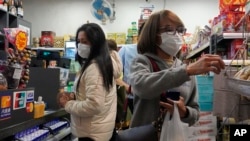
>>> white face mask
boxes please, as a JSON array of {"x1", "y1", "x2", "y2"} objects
[
  {"x1": 159, "y1": 33, "x2": 183, "y2": 56},
  {"x1": 77, "y1": 43, "x2": 90, "y2": 59}
]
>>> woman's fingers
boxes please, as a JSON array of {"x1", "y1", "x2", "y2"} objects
[
  {"x1": 159, "y1": 101, "x2": 173, "y2": 113},
  {"x1": 189, "y1": 54, "x2": 225, "y2": 75}
]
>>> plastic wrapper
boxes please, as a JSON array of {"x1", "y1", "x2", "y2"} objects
[
  {"x1": 3, "y1": 28, "x2": 28, "y2": 51},
  {"x1": 225, "y1": 65, "x2": 250, "y2": 97},
  {"x1": 0, "y1": 73, "x2": 8, "y2": 90},
  {"x1": 233, "y1": 65, "x2": 250, "y2": 80},
  {"x1": 3, "y1": 28, "x2": 30, "y2": 89},
  {"x1": 1, "y1": 63, "x2": 22, "y2": 89}
]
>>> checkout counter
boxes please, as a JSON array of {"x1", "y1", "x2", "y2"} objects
[{"x1": 0, "y1": 49, "x2": 77, "y2": 140}]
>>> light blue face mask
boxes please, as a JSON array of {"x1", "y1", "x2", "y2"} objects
[{"x1": 77, "y1": 43, "x2": 90, "y2": 59}]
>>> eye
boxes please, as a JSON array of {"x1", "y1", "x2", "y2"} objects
[
  {"x1": 165, "y1": 26, "x2": 175, "y2": 32},
  {"x1": 176, "y1": 27, "x2": 186, "y2": 34}
]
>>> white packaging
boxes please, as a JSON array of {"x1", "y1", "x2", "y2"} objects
[
  {"x1": 199, "y1": 111, "x2": 215, "y2": 120},
  {"x1": 188, "y1": 126, "x2": 217, "y2": 137},
  {"x1": 187, "y1": 135, "x2": 216, "y2": 141},
  {"x1": 193, "y1": 116, "x2": 217, "y2": 127}
]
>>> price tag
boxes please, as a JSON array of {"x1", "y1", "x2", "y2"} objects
[{"x1": 13, "y1": 68, "x2": 22, "y2": 79}]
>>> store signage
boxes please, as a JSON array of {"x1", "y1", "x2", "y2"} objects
[
  {"x1": 0, "y1": 91, "x2": 12, "y2": 121},
  {"x1": 140, "y1": 5, "x2": 154, "y2": 20}
]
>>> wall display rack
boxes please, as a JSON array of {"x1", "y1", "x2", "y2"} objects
[
  {"x1": 0, "y1": 8, "x2": 32, "y2": 47},
  {"x1": 186, "y1": 41, "x2": 210, "y2": 59}
]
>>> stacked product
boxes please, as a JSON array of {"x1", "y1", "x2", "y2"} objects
[
  {"x1": 187, "y1": 112, "x2": 217, "y2": 141},
  {"x1": 212, "y1": 0, "x2": 247, "y2": 35},
  {"x1": 196, "y1": 75, "x2": 214, "y2": 111}
]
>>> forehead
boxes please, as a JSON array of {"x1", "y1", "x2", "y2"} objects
[
  {"x1": 78, "y1": 31, "x2": 86, "y2": 39},
  {"x1": 77, "y1": 31, "x2": 89, "y2": 44},
  {"x1": 160, "y1": 18, "x2": 176, "y2": 28}
]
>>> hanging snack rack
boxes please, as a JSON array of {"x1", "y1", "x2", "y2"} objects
[{"x1": 225, "y1": 30, "x2": 250, "y2": 97}]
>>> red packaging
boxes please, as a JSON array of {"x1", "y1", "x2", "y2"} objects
[
  {"x1": 40, "y1": 31, "x2": 56, "y2": 47},
  {"x1": 228, "y1": 39, "x2": 244, "y2": 59}
]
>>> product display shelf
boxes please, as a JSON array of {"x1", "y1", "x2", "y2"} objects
[
  {"x1": 0, "y1": 109, "x2": 69, "y2": 140},
  {"x1": 223, "y1": 59, "x2": 250, "y2": 66},
  {"x1": 210, "y1": 32, "x2": 250, "y2": 55},
  {"x1": 29, "y1": 47, "x2": 65, "y2": 51},
  {"x1": 186, "y1": 41, "x2": 210, "y2": 59}
]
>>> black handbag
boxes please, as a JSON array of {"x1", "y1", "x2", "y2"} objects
[{"x1": 115, "y1": 123, "x2": 158, "y2": 141}]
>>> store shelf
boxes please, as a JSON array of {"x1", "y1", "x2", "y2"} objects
[
  {"x1": 29, "y1": 47, "x2": 65, "y2": 51},
  {"x1": 186, "y1": 41, "x2": 210, "y2": 59},
  {"x1": 223, "y1": 59, "x2": 250, "y2": 66},
  {"x1": 0, "y1": 109, "x2": 69, "y2": 140},
  {"x1": 221, "y1": 32, "x2": 250, "y2": 39}
]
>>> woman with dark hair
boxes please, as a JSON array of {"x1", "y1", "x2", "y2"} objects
[
  {"x1": 129, "y1": 9, "x2": 225, "y2": 137},
  {"x1": 58, "y1": 23, "x2": 122, "y2": 141}
]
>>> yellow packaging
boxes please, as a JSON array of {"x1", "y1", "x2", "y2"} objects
[
  {"x1": 53, "y1": 36, "x2": 65, "y2": 48},
  {"x1": 116, "y1": 33, "x2": 126, "y2": 45},
  {"x1": 34, "y1": 102, "x2": 45, "y2": 118},
  {"x1": 107, "y1": 33, "x2": 116, "y2": 41}
]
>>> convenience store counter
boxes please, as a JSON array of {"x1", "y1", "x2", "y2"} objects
[{"x1": 0, "y1": 109, "x2": 70, "y2": 140}]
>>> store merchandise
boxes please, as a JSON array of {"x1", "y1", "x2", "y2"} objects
[
  {"x1": 8, "y1": 0, "x2": 16, "y2": 15},
  {"x1": 0, "y1": 0, "x2": 8, "y2": 11},
  {"x1": 32, "y1": 37, "x2": 40, "y2": 47},
  {"x1": 16, "y1": 0, "x2": 23, "y2": 18},
  {"x1": 196, "y1": 75, "x2": 214, "y2": 111},
  {"x1": 53, "y1": 36, "x2": 64, "y2": 48},
  {"x1": 4, "y1": 47, "x2": 31, "y2": 89},
  {"x1": 34, "y1": 96, "x2": 45, "y2": 118},
  {"x1": 15, "y1": 126, "x2": 50, "y2": 141},
  {"x1": 40, "y1": 31, "x2": 56, "y2": 47},
  {"x1": 0, "y1": 72, "x2": 7, "y2": 90},
  {"x1": 233, "y1": 65, "x2": 250, "y2": 80}
]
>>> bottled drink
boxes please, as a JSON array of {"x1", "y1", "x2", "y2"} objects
[
  {"x1": 16, "y1": 0, "x2": 23, "y2": 18},
  {"x1": 2, "y1": 0, "x2": 9, "y2": 11},
  {"x1": 8, "y1": 0, "x2": 16, "y2": 15}
]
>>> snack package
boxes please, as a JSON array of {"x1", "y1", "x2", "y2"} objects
[
  {"x1": 3, "y1": 28, "x2": 30, "y2": 89},
  {"x1": 234, "y1": 65, "x2": 250, "y2": 80},
  {"x1": 4, "y1": 28, "x2": 28, "y2": 51}
]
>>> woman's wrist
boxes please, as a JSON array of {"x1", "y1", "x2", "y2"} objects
[
  {"x1": 186, "y1": 65, "x2": 191, "y2": 76},
  {"x1": 183, "y1": 106, "x2": 189, "y2": 118}
]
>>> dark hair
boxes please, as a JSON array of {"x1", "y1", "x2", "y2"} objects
[
  {"x1": 138, "y1": 21, "x2": 146, "y2": 36},
  {"x1": 75, "y1": 23, "x2": 113, "y2": 91},
  {"x1": 107, "y1": 39, "x2": 118, "y2": 51},
  {"x1": 137, "y1": 10, "x2": 184, "y2": 54}
]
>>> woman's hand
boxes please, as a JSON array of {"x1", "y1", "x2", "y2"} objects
[
  {"x1": 57, "y1": 92, "x2": 75, "y2": 108},
  {"x1": 186, "y1": 54, "x2": 225, "y2": 75},
  {"x1": 159, "y1": 96, "x2": 188, "y2": 118}
]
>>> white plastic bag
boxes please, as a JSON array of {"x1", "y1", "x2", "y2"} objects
[{"x1": 160, "y1": 103, "x2": 189, "y2": 141}]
